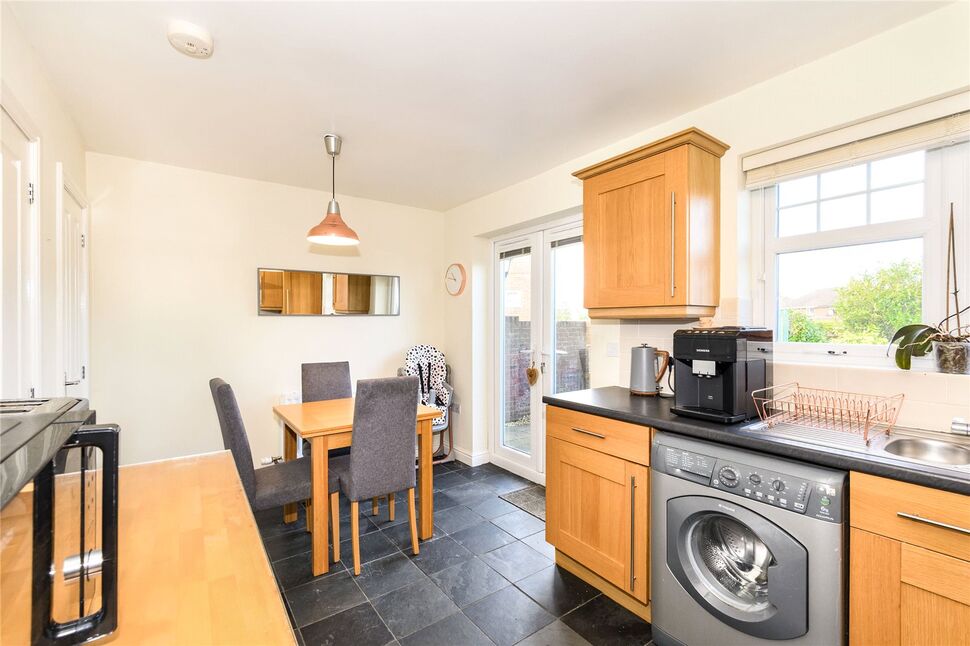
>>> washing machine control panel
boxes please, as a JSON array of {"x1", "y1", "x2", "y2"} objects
[{"x1": 661, "y1": 446, "x2": 842, "y2": 522}]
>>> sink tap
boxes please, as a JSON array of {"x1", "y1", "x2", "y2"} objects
[{"x1": 952, "y1": 418, "x2": 970, "y2": 436}]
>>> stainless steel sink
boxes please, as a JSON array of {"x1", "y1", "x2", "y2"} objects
[{"x1": 882, "y1": 437, "x2": 970, "y2": 466}]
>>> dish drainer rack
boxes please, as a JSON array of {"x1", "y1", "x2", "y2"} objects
[{"x1": 751, "y1": 383, "x2": 904, "y2": 446}]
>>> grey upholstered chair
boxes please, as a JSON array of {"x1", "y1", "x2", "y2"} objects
[
  {"x1": 301, "y1": 361, "x2": 352, "y2": 402},
  {"x1": 330, "y1": 376, "x2": 420, "y2": 574},
  {"x1": 210, "y1": 378, "x2": 341, "y2": 561}
]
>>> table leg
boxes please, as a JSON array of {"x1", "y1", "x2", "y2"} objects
[
  {"x1": 311, "y1": 435, "x2": 330, "y2": 576},
  {"x1": 283, "y1": 425, "x2": 298, "y2": 523},
  {"x1": 417, "y1": 418, "x2": 433, "y2": 539}
]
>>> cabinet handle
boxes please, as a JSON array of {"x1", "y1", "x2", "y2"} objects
[
  {"x1": 570, "y1": 427, "x2": 605, "y2": 439},
  {"x1": 629, "y1": 475, "x2": 636, "y2": 591},
  {"x1": 670, "y1": 192, "x2": 676, "y2": 298},
  {"x1": 897, "y1": 512, "x2": 970, "y2": 536}
]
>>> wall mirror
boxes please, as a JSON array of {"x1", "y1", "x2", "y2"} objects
[{"x1": 258, "y1": 269, "x2": 400, "y2": 316}]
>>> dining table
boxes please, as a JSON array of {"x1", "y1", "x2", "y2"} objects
[{"x1": 273, "y1": 397, "x2": 441, "y2": 575}]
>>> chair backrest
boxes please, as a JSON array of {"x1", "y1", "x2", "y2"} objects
[
  {"x1": 403, "y1": 345, "x2": 446, "y2": 401},
  {"x1": 209, "y1": 378, "x2": 257, "y2": 502},
  {"x1": 302, "y1": 361, "x2": 352, "y2": 402},
  {"x1": 347, "y1": 376, "x2": 419, "y2": 501}
]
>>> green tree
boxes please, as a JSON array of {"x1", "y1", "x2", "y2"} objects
[
  {"x1": 832, "y1": 261, "x2": 922, "y2": 343},
  {"x1": 787, "y1": 310, "x2": 829, "y2": 343}
]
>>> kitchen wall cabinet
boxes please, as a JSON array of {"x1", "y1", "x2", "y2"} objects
[
  {"x1": 849, "y1": 472, "x2": 970, "y2": 646},
  {"x1": 259, "y1": 269, "x2": 284, "y2": 311},
  {"x1": 546, "y1": 406, "x2": 650, "y2": 619},
  {"x1": 573, "y1": 128, "x2": 728, "y2": 319},
  {"x1": 282, "y1": 270, "x2": 323, "y2": 315},
  {"x1": 333, "y1": 274, "x2": 371, "y2": 313}
]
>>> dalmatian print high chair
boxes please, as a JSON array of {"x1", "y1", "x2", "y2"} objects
[{"x1": 400, "y1": 344, "x2": 454, "y2": 463}]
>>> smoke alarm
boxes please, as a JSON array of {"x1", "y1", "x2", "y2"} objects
[{"x1": 167, "y1": 20, "x2": 213, "y2": 59}]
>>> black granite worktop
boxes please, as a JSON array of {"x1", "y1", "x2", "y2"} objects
[{"x1": 543, "y1": 386, "x2": 970, "y2": 496}]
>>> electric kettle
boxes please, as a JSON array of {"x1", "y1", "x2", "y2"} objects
[{"x1": 630, "y1": 344, "x2": 670, "y2": 396}]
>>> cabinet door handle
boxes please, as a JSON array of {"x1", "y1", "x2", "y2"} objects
[
  {"x1": 629, "y1": 475, "x2": 636, "y2": 591},
  {"x1": 570, "y1": 427, "x2": 605, "y2": 439},
  {"x1": 670, "y1": 192, "x2": 676, "y2": 298},
  {"x1": 897, "y1": 512, "x2": 970, "y2": 536}
]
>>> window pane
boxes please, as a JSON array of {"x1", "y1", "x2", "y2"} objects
[
  {"x1": 777, "y1": 239, "x2": 922, "y2": 345},
  {"x1": 820, "y1": 194, "x2": 867, "y2": 231},
  {"x1": 871, "y1": 184, "x2": 924, "y2": 224},
  {"x1": 820, "y1": 164, "x2": 866, "y2": 199},
  {"x1": 778, "y1": 175, "x2": 817, "y2": 207},
  {"x1": 870, "y1": 150, "x2": 925, "y2": 188},
  {"x1": 500, "y1": 252, "x2": 532, "y2": 455},
  {"x1": 551, "y1": 240, "x2": 590, "y2": 394},
  {"x1": 778, "y1": 203, "x2": 816, "y2": 237}
]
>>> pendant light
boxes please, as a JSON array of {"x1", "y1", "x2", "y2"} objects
[{"x1": 307, "y1": 134, "x2": 360, "y2": 246}]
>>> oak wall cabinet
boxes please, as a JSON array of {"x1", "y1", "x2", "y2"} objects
[
  {"x1": 573, "y1": 128, "x2": 728, "y2": 319},
  {"x1": 849, "y1": 472, "x2": 970, "y2": 646},
  {"x1": 545, "y1": 406, "x2": 651, "y2": 620},
  {"x1": 333, "y1": 274, "x2": 371, "y2": 314},
  {"x1": 282, "y1": 270, "x2": 323, "y2": 315}
]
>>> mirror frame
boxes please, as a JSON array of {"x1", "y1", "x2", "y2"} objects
[{"x1": 256, "y1": 267, "x2": 401, "y2": 317}]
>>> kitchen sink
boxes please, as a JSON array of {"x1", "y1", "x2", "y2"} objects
[{"x1": 882, "y1": 437, "x2": 970, "y2": 466}]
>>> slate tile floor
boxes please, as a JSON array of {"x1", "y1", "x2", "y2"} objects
[{"x1": 256, "y1": 461, "x2": 654, "y2": 646}]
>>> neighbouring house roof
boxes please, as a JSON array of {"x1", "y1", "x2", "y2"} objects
[{"x1": 780, "y1": 288, "x2": 837, "y2": 310}]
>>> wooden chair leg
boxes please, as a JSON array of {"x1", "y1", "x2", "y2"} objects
[
  {"x1": 372, "y1": 497, "x2": 379, "y2": 516},
  {"x1": 407, "y1": 488, "x2": 419, "y2": 555},
  {"x1": 350, "y1": 501, "x2": 361, "y2": 575},
  {"x1": 330, "y1": 492, "x2": 340, "y2": 563},
  {"x1": 388, "y1": 492, "x2": 395, "y2": 522},
  {"x1": 306, "y1": 498, "x2": 313, "y2": 533}
]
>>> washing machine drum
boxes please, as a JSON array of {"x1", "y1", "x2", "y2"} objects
[{"x1": 667, "y1": 496, "x2": 809, "y2": 641}]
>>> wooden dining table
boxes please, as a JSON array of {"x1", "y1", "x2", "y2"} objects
[{"x1": 273, "y1": 398, "x2": 441, "y2": 575}]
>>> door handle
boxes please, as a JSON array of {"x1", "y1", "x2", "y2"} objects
[
  {"x1": 670, "y1": 192, "x2": 676, "y2": 298},
  {"x1": 897, "y1": 512, "x2": 970, "y2": 536},
  {"x1": 629, "y1": 475, "x2": 636, "y2": 591}
]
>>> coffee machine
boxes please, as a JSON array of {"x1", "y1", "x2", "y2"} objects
[{"x1": 670, "y1": 327, "x2": 773, "y2": 423}]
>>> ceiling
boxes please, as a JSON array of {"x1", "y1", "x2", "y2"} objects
[{"x1": 9, "y1": 1, "x2": 943, "y2": 211}]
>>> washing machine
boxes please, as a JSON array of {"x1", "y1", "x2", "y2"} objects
[{"x1": 651, "y1": 431, "x2": 846, "y2": 646}]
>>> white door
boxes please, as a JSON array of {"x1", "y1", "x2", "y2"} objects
[
  {"x1": 1, "y1": 107, "x2": 39, "y2": 399},
  {"x1": 57, "y1": 164, "x2": 90, "y2": 398},
  {"x1": 493, "y1": 221, "x2": 589, "y2": 482}
]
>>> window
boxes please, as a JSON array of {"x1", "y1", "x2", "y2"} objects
[{"x1": 753, "y1": 141, "x2": 969, "y2": 363}]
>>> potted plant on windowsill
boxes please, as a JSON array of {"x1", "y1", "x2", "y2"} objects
[{"x1": 889, "y1": 204, "x2": 969, "y2": 374}]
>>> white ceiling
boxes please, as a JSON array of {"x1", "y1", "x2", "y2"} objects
[{"x1": 10, "y1": 1, "x2": 943, "y2": 211}]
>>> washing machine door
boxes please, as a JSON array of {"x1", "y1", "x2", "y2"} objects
[{"x1": 666, "y1": 496, "x2": 808, "y2": 640}]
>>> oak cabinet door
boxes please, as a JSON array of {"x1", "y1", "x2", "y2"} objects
[{"x1": 546, "y1": 438, "x2": 649, "y2": 602}]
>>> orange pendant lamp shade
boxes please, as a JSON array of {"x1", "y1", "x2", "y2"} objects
[{"x1": 307, "y1": 133, "x2": 360, "y2": 246}]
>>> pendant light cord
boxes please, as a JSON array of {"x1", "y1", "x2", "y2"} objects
[{"x1": 331, "y1": 153, "x2": 336, "y2": 200}]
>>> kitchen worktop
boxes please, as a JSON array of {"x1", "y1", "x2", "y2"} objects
[{"x1": 543, "y1": 386, "x2": 970, "y2": 496}]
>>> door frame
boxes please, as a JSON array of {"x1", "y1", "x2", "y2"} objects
[
  {"x1": 1, "y1": 95, "x2": 42, "y2": 398},
  {"x1": 490, "y1": 211, "x2": 582, "y2": 483},
  {"x1": 55, "y1": 162, "x2": 90, "y2": 398}
]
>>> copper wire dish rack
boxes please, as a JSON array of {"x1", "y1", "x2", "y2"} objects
[{"x1": 751, "y1": 383, "x2": 904, "y2": 446}]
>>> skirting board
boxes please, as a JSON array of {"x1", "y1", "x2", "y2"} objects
[
  {"x1": 488, "y1": 453, "x2": 546, "y2": 486},
  {"x1": 453, "y1": 446, "x2": 490, "y2": 467}
]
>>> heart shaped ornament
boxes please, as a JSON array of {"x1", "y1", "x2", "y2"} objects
[{"x1": 526, "y1": 364, "x2": 540, "y2": 386}]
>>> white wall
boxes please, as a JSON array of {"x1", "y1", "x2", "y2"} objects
[
  {"x1": 86, "y1": 153, "x2": 446, "y2": 465},
  {"x1": 2, "y1": 4, "x2": 88, "y2": 395},
  {"x1": 443, "y1": 2, "x2": 970, "y2": 461}
]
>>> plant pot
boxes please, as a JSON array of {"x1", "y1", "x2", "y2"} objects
[{"x1": 934, "y1": 341, "x2": 970, "y2": 375}]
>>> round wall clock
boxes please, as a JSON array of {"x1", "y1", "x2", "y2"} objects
[{"x1": 445, "y1": 263, "x2": 467, "y2": 296}]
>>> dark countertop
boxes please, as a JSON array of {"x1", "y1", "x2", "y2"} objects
[{"x1": 543, "y1": 386, "x2": 970, "y2": 496}]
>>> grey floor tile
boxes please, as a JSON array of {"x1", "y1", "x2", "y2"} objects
[
  {"x1": 285, "y1": 570, "x2": 367, "y2": 627},
  {"x1": 459, "y1": 464, "x2": 503, "y2": 482},
  {"x1": 561, "y1": 595, "x2": 652, "y2": 646},
  {"x1": 367, "y1": 496, "x2": 412, "y2": 529},
  {"x1": 256, "y1": 506, "x2": 307, "y2": 538},
  {"x1": 516, "y1": 619, "x2": 592, "y2": 646},
  {"x1": 340, "y1": 530, "x2": 401, "y2": 570},
  {"x1": 491, "y1": 509, "x2": 545, "y2": 539},
  {"x1": 520, "y1": 531, "x2": 555, "y2": 561},
  {"x1": 354, "y1": 552, "x2": 428, "y2": 599},
  {"x1": 265, "y1": 529, "x2": 314, "y2": 562},
  {"x1": 432, "y1": 470, "x2": 469, "y2": 491},
  {"x1": 273, "y1": 550, "x2": 346, "y2": 591},
  {"x1": 514, "y1": 566, "x2": 600, "y2": 617},
  {"x1": 435, "y1": 505, "x2": 485, "y2": 535},
  {"x1": 463, "y1": 585, "x2": 555, "y2": 646},
  {"x1": 380, "y1": 522, "x2": 423, "y2": 552},
  {"x1": 408, "y1": 535, "x2": 474, "y2": 575},
  {"x1": 338, "y1": 512, "x2": 379, "y2": 539},
  {"x1": 480, "y1": 472, "x2": 532, "y2": 495},
  {"x1": 448, "y1": 482, "x2": 499, "y2": 507},
  {"x1": 450, "y1": 521, "x2": 516, "y2": 555},
  {"x1": 481, "y1": 541, "x2": 552, "y2": 582},
  {"x1": 371, "y1": 578, "x2": 459, "y2": 638},
  {"x1": 399, "y1": 611, "x2": 492, "y2": 646},
  {"x1": 430, "y1": 557, "x2": 510, "y2": 608},
  {"x1": 469, "y1": 496, "x2": 520, "y2": 520},
  {"x1": 300, "y1": 602, "x2": 394, "y2": 646}
]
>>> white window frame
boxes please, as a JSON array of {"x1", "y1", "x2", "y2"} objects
[{"x1": 751, "y1": 141, "x2": 969, "y2": 367}]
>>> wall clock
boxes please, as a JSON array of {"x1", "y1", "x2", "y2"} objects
[{"x1": 445, "y1": 263, "x2": 467, "y2": 296}]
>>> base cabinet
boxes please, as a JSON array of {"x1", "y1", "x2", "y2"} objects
[
  {"x1": 545, "y1": 407, "x2": 650, "y2": 611},
  {"x1": 849, "y1": 473, "x2": 970, "y2": 646}
]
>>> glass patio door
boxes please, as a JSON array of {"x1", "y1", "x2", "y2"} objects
[{"x1": 494, "y1": 223, "x2": 588, "y2": 479}]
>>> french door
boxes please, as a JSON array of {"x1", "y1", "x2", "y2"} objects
[{"x1": 494, "y1": 222, "x2": 590, "y2": 480}]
